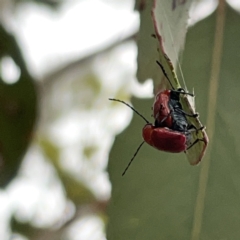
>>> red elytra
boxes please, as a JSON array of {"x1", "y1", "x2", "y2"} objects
[
  {"x1": 109, "y1": 98, "x2": 202, "y2": 176},
  {"x1": 143, "y1": 124, "x2": 187, "y2": 153}
]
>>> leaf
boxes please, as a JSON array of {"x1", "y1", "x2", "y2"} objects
[
  {"x1": 136, "y1": 0, "x2": 193, "y2": 88},
  {"x1": 152, "y1": 0, "x2": 193, "y2": 66},
  {"x1": 151, "y1": 0, "x2": 208, "y2": 165},
  {"x1": 135, "y1": 0, "x2": 161, "y2": 85},
  {"x1": 107, "y1": 97, "x2": 199, "y2": 240},
  {"x1": 0, "y1": 25, "x2": 37, "y2": 187},
  {"x1": 182, "y1": 2, "x2": 240, "y2": 239},
  {"x1": 108, "y1": 2, "x2": 240, "y2": 240}
]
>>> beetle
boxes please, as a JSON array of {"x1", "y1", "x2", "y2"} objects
[
  {"x1": 153, "y1": 61, "x2": 198, "y2": 132},
  {"x1": 142, "y1": 124, "x2": 187, "y2": 153},
  {"x1": 153, "y1": 59, "x2": 208, "y2": 166},
  {"x1": 109, "y1": 98, "x2": 203, "y2": 176}
]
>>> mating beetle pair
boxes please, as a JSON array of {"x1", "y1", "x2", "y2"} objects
[
  {"x1": 143, "y1": 88, "x2": 204, "y2": 150},
  {"x1": 110, "y1": 61, "x2": 206, "y2": 176}
]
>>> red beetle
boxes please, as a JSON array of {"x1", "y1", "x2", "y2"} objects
[
  {"x1": 153, "y1": 61, "x2": 198, "y2": 132},
  {"x1": 142, "y1": 124, "x2": 187, "y2": 153},
  {"x1": 109, "y1": 98, "x2": 202, "y2": 176}
]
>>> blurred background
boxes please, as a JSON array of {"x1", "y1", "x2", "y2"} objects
[{"x1": 0, "y1": 0, "x2": 240, "y2": 239}]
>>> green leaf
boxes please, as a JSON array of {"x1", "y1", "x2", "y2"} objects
[
  {"x1": 107, "y1": 97, "x2": 198, "y2": 240},
  {"x1": 136, "y1": 0, "x2": 161, "y2": 84},
  {"x1": 108, "y1": 2, "x2": 240, "y2": 240},
  {"x1": 182, "y1": 3, "x2": 240, "y2": 239},
  {"x1": 152, "y1": 0, "x2": 193, "y2": 67},
  {"x1": 152, "y1": 0, "x2": 208, "y2": 165},
  {"x1": 0, "y1": 25, "x2": 37, "y2": 187},
  {"x1": 136, "y1": 0, "x2": 193, "y2": 88}
]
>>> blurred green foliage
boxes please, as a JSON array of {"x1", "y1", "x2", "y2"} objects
[
  {"x1": 40, "y1": 137, "x2": 97, "y2": 205},
  {"x1": 0, "y1": 0, "x2": 105, "y2": 238},
  {"x1": 3, "y1": 0, "x2": 240, "y2": 239},
  {"x1": 14, "y1": 0, "x2": 63, "y2": 9},
  {"x1": 11, "y1": 217, "x2": 46, "y2": 240},
  {"x1": 0, "y1": 24, "x2": 37, "y2": 187}
]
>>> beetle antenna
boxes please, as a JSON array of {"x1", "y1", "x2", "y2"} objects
[
  {"x1": 122, "y1": 141, "x2": 145, "y2": 176},
  {"x1": 109, "y1": 98, "x2": 150, "y2": 124},
  {"x1": 156, "y1": 60, "x2": 175, "y2": 90}
]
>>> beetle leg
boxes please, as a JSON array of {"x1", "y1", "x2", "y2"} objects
[
  {"x1": 175, "y1": 108, "x2": 198, "y2": 118},
  {"x1": 188, "y1": 125, "x2": 204, "y2": 131},
  {"x1": 187, "y1": 125, "x2": 205, "y2": 133},
  {"x1": 186, "y1": 126, "x2": 206, "y2": 150},
  {"x1": 187, "y1": 138, "x2": 205, "y2": 150}
]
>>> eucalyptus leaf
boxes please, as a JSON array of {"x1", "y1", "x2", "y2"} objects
[
  {"x1": 107, "y1": 2, "x2": 240, "y2": 240},
  {"x1": 136, "y1": 0, "x2": 193, "y2": 88}
]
